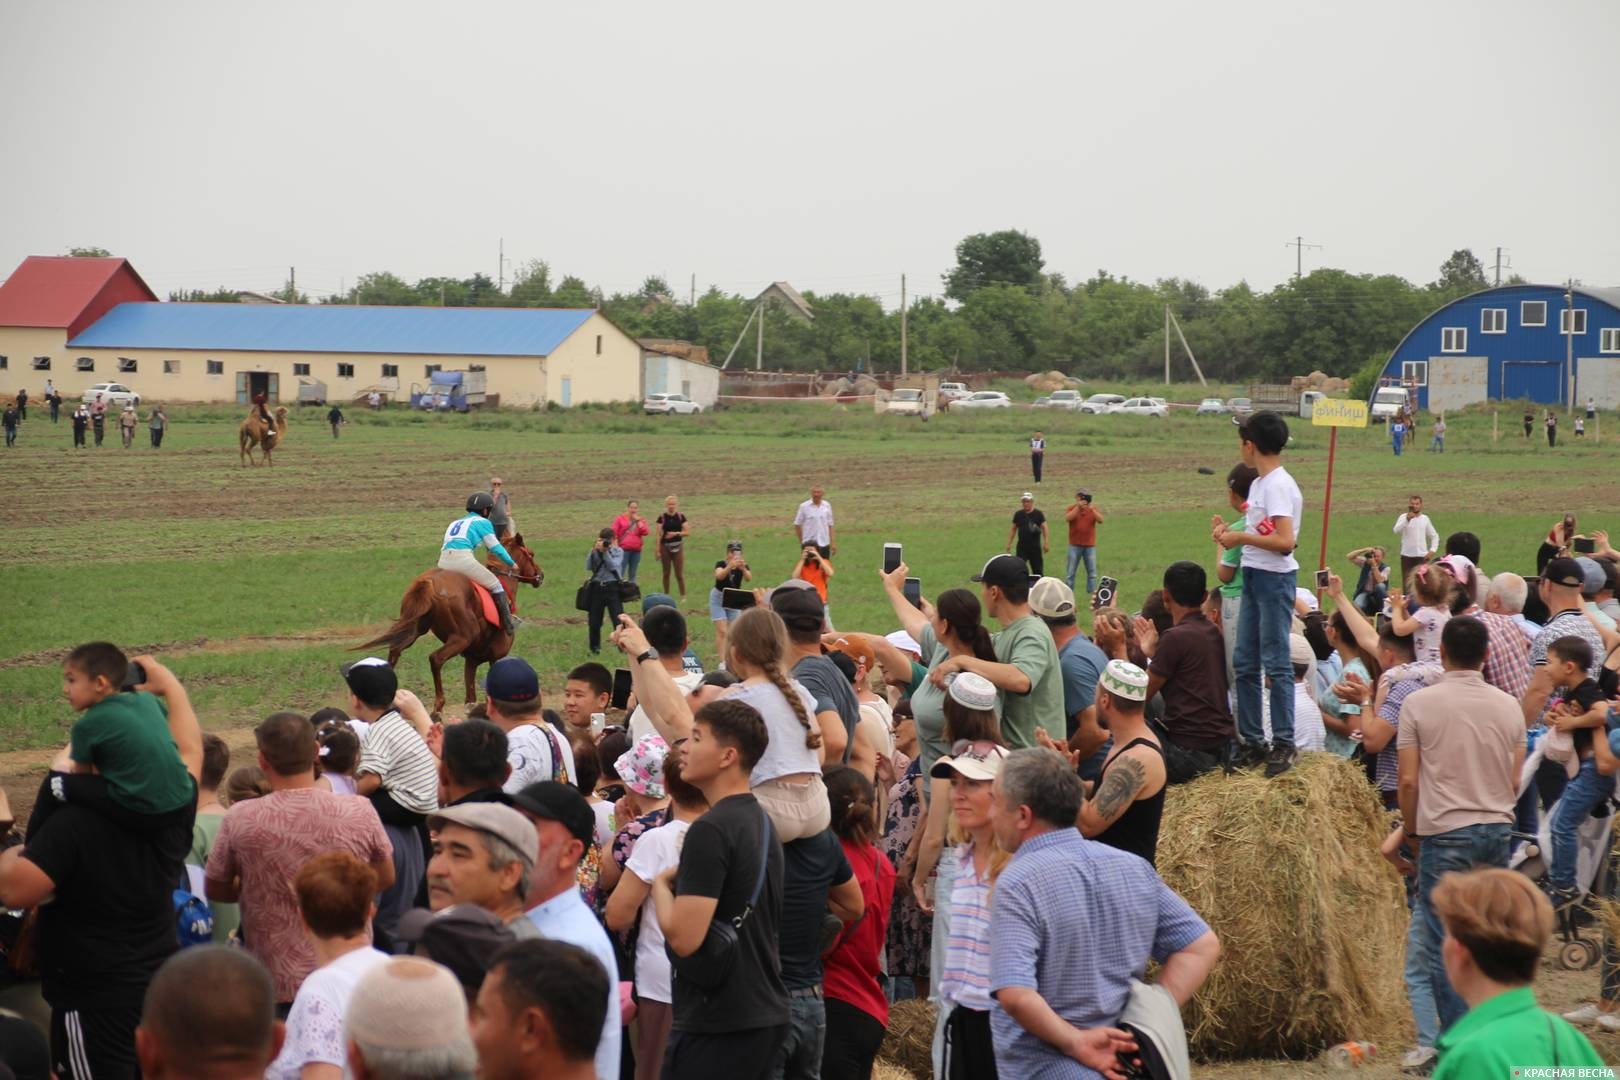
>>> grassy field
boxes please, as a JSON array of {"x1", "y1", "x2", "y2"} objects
[{"x1": 2, "y1": 393, "x2": 1613, "y2": 753}]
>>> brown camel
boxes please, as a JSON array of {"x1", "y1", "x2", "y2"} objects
[{"x1": 238, "y1": 406, "x2": 288, "y2": 466}]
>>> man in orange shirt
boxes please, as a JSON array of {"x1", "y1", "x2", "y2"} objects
[
  {"x1": 794, "y1": 541, "x2": 836, "y2": 623},
  {"x1": 1064, "y1": 490, "x2": 1105, "y2": 598}
]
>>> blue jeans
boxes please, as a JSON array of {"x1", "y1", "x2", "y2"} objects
[
  {"x1": 1233, "y1": 566, "x2": 1296, "y2": 747},
  {"x1": 1393, "y1": 433, "x2": 1404, "y2": 456},
  {"x1": 1066, "y1": 545, "x2": 1097, "y2": 595},
  {"x1": 1550, "y1": 758, "x2": 1616, "y2": 888},
  {"x1": 1430, "y1": 435, "x2": 1444, "y2": 452},
  {"x1": 623, "y1": 548, "x2": 642, "y2": 583},
  {"x1": 1404, "y1": 902, "x2": 1439, "y2": 1049},
  {"x1": 1419, "y1": 823, "x2": 1511, "y2": 1030},
  {"x1": 770, "y1": 992, "x2": 825, "y2": 1080}
]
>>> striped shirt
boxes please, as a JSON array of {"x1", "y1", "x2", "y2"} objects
[
  {"x1": 1376, "y1": 678, "x2": 1424, "y2": 793},
  {"x1": 939, "y1": 844, "x2": 995, "y2": 1012},
  {"x1": 357, "y1": 711, "x2": 438, "y2": 814},
  {"x1": 1471, "y1": 610, "x2": 1532, "y2": 701}
]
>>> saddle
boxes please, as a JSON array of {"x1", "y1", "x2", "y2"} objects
[{"x1": 469, "y1": 583, "x2": 501, "y2": 627}]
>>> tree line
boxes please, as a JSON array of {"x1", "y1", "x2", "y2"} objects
[{"x1": 76, "y1": 238, "x2": 1513, "y2": 383}]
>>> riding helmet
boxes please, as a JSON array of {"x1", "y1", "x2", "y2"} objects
[{"x1": 466, "y1": 492, "x2": 495, "y2": 517}]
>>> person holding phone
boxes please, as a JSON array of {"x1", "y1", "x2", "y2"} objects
[
  {"x1": 794, "y1": 541, "x2": 836, "y2": 623},
  {"x1": 1539, "y1": 514, "x2": 1579, "y2": 574},
  {"x1": 612, "y1": 499, "x2": 652, "y2": 584},
  {"x1": 710, "y1": 541, "x2": 752, "y2": 661},
  {"x1": 585, "y1": 528, "x2": 626, "y2": 655},
  {"x1": 655, "y1": 495, "x2": 690, "y2": 599}
]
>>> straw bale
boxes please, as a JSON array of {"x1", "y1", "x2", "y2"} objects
[
  {"x1": 872, "y1": 1064, "x2": 918, "y2": 1080},
  {"x1": 876, "y1": 998, "x2": 935, "y2": 1078},
  {"x1": 1156, "y1": 753, "x2": 1409, "y2": 1059}
]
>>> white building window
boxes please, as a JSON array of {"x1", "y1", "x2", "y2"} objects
[
  {"x1": 32, "y1": 356, "x2": 50, "y2": 370},
  {"x1": 1481, "y1": 308, "x2": 1506, "y2": 334},
  {"x1": 381, "y1": 363, "x2": 398, "y2": 378},
  {"x1": 292, "y1": 363, "x2": 310, "y2": 376},
  {"x1": 425, "y1": 364, "x2": 441, "y2": 377},
  {"x1": 1562, "y1": 308, "x2": 1588, "y2": 335},
  {"x1": 77, "y1": 357, "x2": 95, "y2": 372},
  {"x1": 1522, "y1": 300, "x2": 1547, "y2": 327},
  {"x1": 1602, "y1": 328, "x2": 1620, "y2": 354},
  {"x1": 1440, "y1": 328, "x2": 1466, "y2": 353},
  {"x1": 164, "y1": 360, "x2": 180, "y2": 374},
  {"x1": 207, "y1": 360, "x2": 224, "y2": 375},
  {"x1": 118, "y1": 357, "x2": 137, "y2": 373},
  {"x1": 337, "y1": 363, "x2": 355, "y2": 378},
  {"x1": 1402, "y1": 361, "x2": 1429, "y2": 387}
]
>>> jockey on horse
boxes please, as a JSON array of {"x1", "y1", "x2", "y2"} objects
[{"x1": 441, "y1": 492, "x2": 520, "y2": 635}]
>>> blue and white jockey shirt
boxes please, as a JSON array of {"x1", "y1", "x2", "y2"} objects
[{"x1": 443, "y1": 514, "x2": 516, "y2": 566}]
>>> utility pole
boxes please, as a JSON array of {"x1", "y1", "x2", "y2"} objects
[
  {"x1": 756, "y1": 300, "x2": 764, "y2": 370},
  {"x1": 1285, "y1": 236, "x2": 1321, "y2": 280},
  {"x1": 1164, "y1": 305, "x2": 1171, "y2": 384},
  {"x1": 1566, "y1": 281, "x2": 1576, "y2": 411},
  {"x1": 1494, "y1": 246, "x2": 1502, "y2": 287},
  {"x1": 498, "y1": 238, "x2": 505, "y2": 292},
  {"x1": 900, "y1": 274, "x2": 908, "y2": 376},
  {"x1": 689, "y1": 273, "x2": 696, "y2": 307},
  {"x1": 288, "y1": 266, "x2": 295, "y2": 301}
]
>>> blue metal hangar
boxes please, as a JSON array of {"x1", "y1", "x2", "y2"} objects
[{"x1": 1372, "y1": 284, "x2": 1620, "y2": 411}]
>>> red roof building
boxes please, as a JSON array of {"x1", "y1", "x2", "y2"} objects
[{"x1": 0, "y1": 256, "x2": 158, "y2": 338}]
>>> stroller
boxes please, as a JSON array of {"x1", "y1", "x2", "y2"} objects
[{"x1": 1509, "y1": 741, "x2": 1617, "y2": 970}]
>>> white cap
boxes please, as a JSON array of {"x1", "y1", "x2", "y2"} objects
[
  {"x1": 1020, "y1": 491, "x2": 1035, "y2": 501},
  {"x1": 1099, "y1": 659, "x2": 1149, "y2": 702},
  {"x1": 885, "y1": 630, "x2": 921, "y2": 657},
  {"x1": 1295, "y1": 587, "x2": 1320, "y2": 612},
  {"x1": 947, "y1": 672, "x2": 998, "y2": 712},
  {"x1": 1289, "y1": 635, "x2": 1316, "y2": 666},
  {"x1": 1030, "y1": 577, "x2": 1077, "y2": 619}
]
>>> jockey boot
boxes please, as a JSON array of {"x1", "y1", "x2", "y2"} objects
[{"x1": 493, "y1": 591, "x2": 520, "y2": 635}]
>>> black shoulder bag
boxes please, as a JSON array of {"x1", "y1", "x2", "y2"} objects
[{"x1": 671, "y1": 809, "x2": 774, "y2": 989}]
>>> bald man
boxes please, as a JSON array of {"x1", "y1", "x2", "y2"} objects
[{"x1": 136, "y1": 946, "x2": 284, "y2": 1080}]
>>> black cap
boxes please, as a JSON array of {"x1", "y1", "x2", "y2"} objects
[
  {"x1": 394, "y1": 905, "x2": 516, "y2": 996},
  {"x1": 770, "y1": 583, "x2": 825, "y2": 630},
  {"x1": 1544, "y1": 557, "x2": 1586, "y2": 589},
  {"x1": 484, "y1": 657, "x2": 539, "y2": 702},
  {"x1": 972, "y1": 554, "x2": 1029, "y2": 589},
  {"x1": 340, "y1": 657, "x2": 398, "y2": 707},
  {"x1": 510, "y1": 781, "x2": 596, "y2": 848}
]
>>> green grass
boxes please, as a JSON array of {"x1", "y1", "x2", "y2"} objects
[{"x1": 1, "y1": 399, "x2": 1608, "y2": 750}]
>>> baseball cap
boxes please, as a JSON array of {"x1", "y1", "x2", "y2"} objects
[
  {"x1": 946, "y1": 671, "x2": 998, "y2": 712},
  {"x1": 641, "y1": 592, "x2": 678, "y2": 613},
  {"x1": 1544, "y1": 557, "x2": 1586, "y2": 589},
  {"x1": 770, "y1": 584, "x2": 825, "y2": 631},
  {"x1": 427, "y1": 803, "x2": 538, "y2": 869},
  {"x1": 1575, "y1": 556, "x2": 1606, "y2": 598},
  {"x1": 1029, "y1": 577, "x2": 1077, "y2": 619},
  {"x1": 972, "y1": 554, "x2": 1029, "y2": 589},
  {"x1": 1099, "y1": 658, "x2": 1149, "y2": 701},
  {"x1": 1288, "y1": 635, "x2": 1316, "y2": 667},
  {"x1": 509, "y1": 781, "x2": 596, "y2": 847},
  {"x1": 391, "y1": 908, "x2": 516, "y2": 997},
  {"x1": 930, "y1": 741, "x2": 1008, "y2": 782},
  {"x1": 726, "y1": 540, "x2": 744, "y2": 552},
  {"x1": 826, "y1": 635, "x2": 875, "y2": 672},
  {"x1": 1020, "y1": 491, "x2": 1035, "y2": 501},
  {"x1": 484, "y1": 656, "x2": 539, "y2": 702},
  {"x1": 341, "y1": 656, "x2": 398, "y2": 705}
]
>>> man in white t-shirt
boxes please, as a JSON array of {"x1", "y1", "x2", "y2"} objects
[
  {"x1": 627, "y1": 606, "x2": 704, "y2": 742},
  {"x1": 482, "y1": 657, "x2": 576, "y2": 792},
  {"x1": 1213, "y1": 410, "x2": 1305, "y2": 778},
  {"x1": 793, "y1": 486, "x2": 836, "y2": 559},
  {"x1": 1392, "y1": 495, "x2": 1439, "y2": 590}
]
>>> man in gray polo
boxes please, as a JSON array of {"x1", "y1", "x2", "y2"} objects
[{"x1": 424, "y1": 802, "x2": 541, "y2": 938}]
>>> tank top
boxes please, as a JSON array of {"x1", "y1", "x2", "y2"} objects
[{"x1": 1092, "y1": 737, "x2": 1166, "y2": 867}]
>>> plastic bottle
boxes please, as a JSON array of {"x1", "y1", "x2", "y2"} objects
[{"x1": 1321, "y1": 1042, "x2": 1377, "y2": 1069}]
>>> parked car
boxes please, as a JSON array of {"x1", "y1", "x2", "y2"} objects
[
  {"x1": 1035, "y1": 390, "x2": 1084, "y2": 411},
  {"x1": 1114, "y1": 397, "x2": 1169, "y2": 418},
  {"x1": 1078, "y1": 393, "x2": 1126, "y2": 414},
  {"x1": 1369, "y1": 386, "x2": 1411, "y2": 424},
  {"x1": 1226, "y1": 396, "x2": 1253, "y2": 417},
  {"x1": 953, "y1": 390, "x2": 1011, "y2": 410},
  {"x1": 1032, "y1": 396, "x2": 1050, "y2": 408},
  {"x1": 644, "y1": 392, "x2": 701, "y2": 415},
  {"x1": 1196, "y1": 397, "x2": 1229, "y2": 415},
  {"x1": 80, "y1": 382, "x2": 141, "y2": 408},
  {"x1": 885, "y1": 388, "x2": 926, "y2": 416},
  {"x1": 938, "y1": 382, "x2": 970, "y2": 404}
]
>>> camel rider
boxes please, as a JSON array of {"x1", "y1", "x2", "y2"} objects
[
  {"x1": 252, "y1": 391, "x2": 276, "y2": 437},
  {"x1": 441, "y1": 492, "x2": 519, "y2": 634}
]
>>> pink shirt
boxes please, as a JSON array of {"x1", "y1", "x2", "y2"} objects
[
  {"x1": 205, "y1": 788, "x2": 391, "y2": 1002},
  {"x1": 612, "y1": 514, "x2": 650, "y2": 552}
]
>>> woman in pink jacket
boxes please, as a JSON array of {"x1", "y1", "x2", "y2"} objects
[{"x1": 612, "y1": 499, "x2": 652, "y2": 584}]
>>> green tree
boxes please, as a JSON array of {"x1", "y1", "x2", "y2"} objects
[
  {"x1": 349, "y1": 272, "x2": 418, "y2": 306},
  {"x1": 640, "y1": 275, "x2": 672, "y2": 300},
  {"x1": 943, "y1": 230, "x2": 1044, "y2": 302},
  {"x1": 169, "y1": 287, "x2": 241, "y2": 303},
  {"x1": 508, "y1": 260, "x2": 552, "y2": 307},
  {"x1": 551, "y1": 275, "x2": 596, "y2": 309},
  {"x1": 958, "y1": 284, "x2": 1042, "y2": 366},
  {"x1": 415, "y1": 276, "x2": 470, "y2": 307},
  {"x1": 1432, "y1": 249, "x2": 1488, "y2": 297},
  {"x1": 66, "y1": 246, "x2": 112, "y2": 258}
]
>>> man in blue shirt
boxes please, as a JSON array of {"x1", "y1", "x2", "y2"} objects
[
  {"x1": 1030, "y1": 578, "x2": 1110, "y2": 780},
  {"x1": 989, "y1": 748, "x2": 1221, "y2": 1079},
  {"x1": 440, "y1": 492, "x2": 519, "y2": 634}
]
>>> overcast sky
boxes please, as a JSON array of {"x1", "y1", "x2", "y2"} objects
[{"x1": 3, "y1": 0, "x2": 1616, "y2": 306}]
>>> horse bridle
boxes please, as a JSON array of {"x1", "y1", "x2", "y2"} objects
[{"x1": 490, "y1": 563, "x2": 543, "y2": 586}]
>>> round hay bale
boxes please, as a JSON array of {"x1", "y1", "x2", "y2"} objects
[
  {"x1": 876, "y1": 998, "x2": 935, "y2": 1078},
  {"x1": 1156, "y1": 754, "x2": 1409, "y2": 1060},
  {"x1": 872, "y1": 1064, "x2": 918, "y2": 1080}
]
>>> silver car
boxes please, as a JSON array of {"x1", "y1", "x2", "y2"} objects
[
  {"x1": 953, "y1": 391, "x2": 1011, "y2": 410},
  {"x1": 80, "y1": 382, "x2": 141, "y2": 408},
  {"x1": 1196, "y1": 397, "x2": 1229, "y2": 415},
  {"x1": 1078, "y1": 393, "x2": 1126, "y2": 414},
  {"x1": 1114, "y1": 396, "x2": 1169, "y2": 418}
]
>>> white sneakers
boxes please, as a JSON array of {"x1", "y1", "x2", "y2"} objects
[
  {"x1": 1400, "y1": 1046, "x2": 1437, "y2": 1071},
  {"x1": 1562, "y1": 1003, "x2": 1620, "y2": 1031}
]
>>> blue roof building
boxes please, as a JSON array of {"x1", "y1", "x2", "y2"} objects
[{"x1": 1374, "y1": 284, "x2": 1620, "y2": 412}]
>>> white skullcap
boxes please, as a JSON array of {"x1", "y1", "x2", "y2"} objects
[{"x1": 345, "y1": 957, "x2": 477, "y2": 1055}]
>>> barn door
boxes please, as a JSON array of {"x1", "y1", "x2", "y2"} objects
[
  {"x1": 268, "y1": 372, "x2": 280, "y2": 402},
  {"x1": 235, "y1": 371, "x2": 248, "y2": 404}
]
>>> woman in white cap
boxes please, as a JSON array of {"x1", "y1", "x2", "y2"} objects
[
  {"x1": 912, "y1": 672, "x2": 1002, "y2": 915},
  {"x1": 932, "y1": 728, "x2": 1009, "y2": 1079}
]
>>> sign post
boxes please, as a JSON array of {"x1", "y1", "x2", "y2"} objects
[{"x1": 1311, "y1": 399, "x2": 1370, "y2": 596}]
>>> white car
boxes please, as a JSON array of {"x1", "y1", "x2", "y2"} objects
[
  {"x1": 1035, "y1": 390, "x2": 1084, "y2": 410},
  {"x1": 938, "y1": 382, "x2": 970, "y2": 404},
  {"x1": 644, "y1": 393, "x2": 701, "y2": 415},
  {"x1": 1196, "y1": 397, "x2": 1229, "y2": 415},
  {"x1": 1078, "y1": 393, "x2": 1126, "y2": 414},
  {"x1": 885, "y1": 388, "x2": 926, "y2": 416},
  {"x1": 952, "y1": 390, "x2": 1011, "y2": 410},
  {"x1": 81, "y1": 382, "x2": 141, "y2": 408},
  {"x1": 1114, "y1": 396, "x2": 1169, "y2": 417}
]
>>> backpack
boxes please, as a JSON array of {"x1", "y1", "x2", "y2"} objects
[{"x1": 174, "y1": 865, "x2": 214, "y2": 947}]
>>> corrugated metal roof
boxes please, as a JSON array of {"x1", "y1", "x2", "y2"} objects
[
  {"x1": 0, "y1": 256, "x2": 157, "y2": 330},
  {"x1": 67, "y1": 302, "x2": 598, "y2": 357},
  {"x1": 1576, "y1": 286, "x2": 1620, "y2": 312}
]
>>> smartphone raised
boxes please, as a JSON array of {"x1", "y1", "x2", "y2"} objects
[
  {"x1": 1574, "y1": 537, "x2": 1597, "y2": 554},
  {"x1": 721, "y1": 587, "x2": 757, "y2": 611},
  {"x1": 883, "y1": 542, "x2": 903, "y2": 574},
  {"x1": 903, "y1": 577, "x2": 922, "y2": 610},
  {"x1": 611, "y1": 669, "x2": 634, "y2": 711},
  {"x1": 1094, "y1": 576, "x2": 1118, "y2": 610},
  {"x1": 1315, "y1": 568, "x2": 1331, "y2": 590},
  {"x1": 121, "y1": 661, "x2": 148, "y2": 691}
]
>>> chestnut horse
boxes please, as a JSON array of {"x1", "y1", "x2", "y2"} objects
[
  {"x1": 239, "y1": 406, "x2": 289, "y2": 467},
  {"x1": 357, "y1": 535, "x2": 544, "y2": 712}
]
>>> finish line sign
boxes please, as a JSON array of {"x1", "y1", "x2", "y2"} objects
[{"x1": 1311, "y1": 398, "x2": 1369, "y2": 428}]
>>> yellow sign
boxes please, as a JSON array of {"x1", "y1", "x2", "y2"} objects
[{"x1": 1311, "y1": 398, "x2": 1369, "y2": 428}]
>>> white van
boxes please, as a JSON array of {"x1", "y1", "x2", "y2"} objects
[{"x1": 1369, "y1": 386, "x2": 1410, "y2": 423}]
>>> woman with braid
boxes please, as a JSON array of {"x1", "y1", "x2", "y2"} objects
[{"x1": 613, "y1": 604, "x2": 831, "y2": 840}]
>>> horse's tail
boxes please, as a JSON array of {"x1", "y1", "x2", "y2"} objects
[{"x1": 357, "y1": 576, "x2": 435, "y2": 654}]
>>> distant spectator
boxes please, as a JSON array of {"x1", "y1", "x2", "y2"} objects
[
  {"x1": 611, "y1": 499, "x2": 651, "y2": 584},
  {"x1": 1004, "y1": 493, "x2": 1049, "y2": 577},
  {"x1": 584, "y1": 528, "x2": 626, "y2": 655},
  {"x1": 206, "y1": 712, "x2": 395, "y2": 1008},
  {"x1": 1, "y1": 404, "x2": 16, "y2": 448},
  {"x1": 488, "y1": 478, "x2": 512, "y2": 539},
  {"x1": 327, "y1": 403, "x2": 345, "y2": 438},
  {"x1": 146, "y1": 404, "x2": 167, "y2": 448},
  {"x1": 472, "y1": 940, "x2": 610, "y2": 1080},
  {"x1": 710, "y1": 541, "x2": 753, "y2": 661},
  {"x1": 119, "y1": 404, "x2": 137, "y2": 448},
  {"x1": 1393, "y1": 495, "x2": 1439, "y2": 591},
  {"x1": 1215, "y1": 464, "x2": 1259, "y2": 679},
  {"x1": 90, "y1": 397, "x2": 106, "y2": 447},
  {"x1": 1063, "y1": 489, "x2": 1103, "y2": 598},
  {"x1": 344, "y1": 959, "x2": 476, "y2": 1080},
  {"x1": 135, "y1": 946, "x2": 282, "y2": 1080},
  {"x1": 792, "y1": 541, "x2": 835, "y2": 621},
  {"x1": 655, "y1": 495, "x2": 690, "y2": 599},
  {"x1": 189, "y1": 732, "x2": 239, "y2": 943},
  {"x1": 1346, "y1": 545, "x2": 1390, "y2": 617},
  {"x1": 793, "y1": 485, "x2": 836, "y2": 559},
  {"x1": 70, "y1": 403, "x2": 88, "y2": 448},
  {"x1": 1546, "y1": 410, "x2": 1558, "y2": 448},
  {"x1": 1029, "y1": 430, "x2": 1045, "y2": 484}
]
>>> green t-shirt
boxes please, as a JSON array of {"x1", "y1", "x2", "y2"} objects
[
  {"x1": 1219, "y1": 518, "x2": 1245, "y2": 599},
  {"x1": 70, "y1": 691, "x2": 194, "y2": 814},
  {"x1": 1431, "y1": 986, "x2": 1603, "y2": 1080},
  {"x1": 188, "y1": 812, "x2": 240, "y2": 943},
  {"x1": 993, "y1": 614, "x2": 1063, "y2": 749}
]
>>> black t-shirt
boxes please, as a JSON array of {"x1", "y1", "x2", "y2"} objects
[
  {"x1": 715, "y1": 560, "x2": 748, "y2": 591},
  {"x1": 672, "y1": 793, "x2": 789, "y2": 1033},
  {"x1": 777, "y1": 829, "x2": 853, "y2": 989},
  {"x1": 1012, "y1": 509, "x2": 1046, "y2": 554},
  {"x1": 24, "y1": 794, "x2": 195, "y2": 1010},
  {"x1": 657, "y1": 513, "x2": 687, "y2": 552},
  {"x1": 793, "y1": 654, "x2": 861, "y2": 763}
]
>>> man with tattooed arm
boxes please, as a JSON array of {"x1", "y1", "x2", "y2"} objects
[{"x1": 1076, "y1": 660, "x2": 1166, "y2": 866}]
